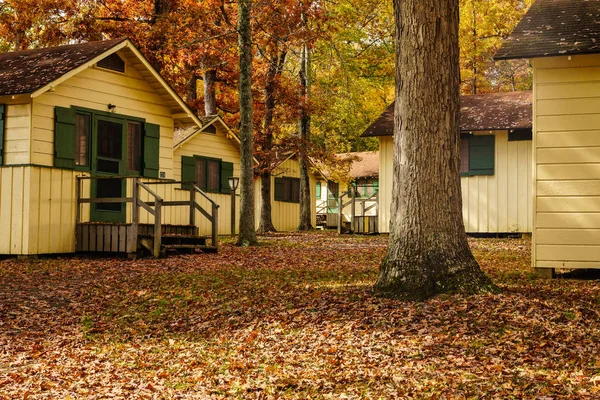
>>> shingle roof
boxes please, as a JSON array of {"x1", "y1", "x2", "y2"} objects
[
  {"x1": 361, "y1": 91, "x2": 532, "y2": 137},
  {"x1": 337, "y1": 151, "x2": 379, "y2": 179},
  {"x1": 495, "y1": 0, "x2": 600, "y2": 60},
  {"x1": 0, "y1": 38, "x2": 128, "y2": 96}
]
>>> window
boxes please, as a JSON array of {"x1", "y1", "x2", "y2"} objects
[
  {"x1": 316, "y1": 181, "x2": 322, "y2": 199},
  {"x1": 355, "y1": 178, "x2": 379, "y2": 197},
  {"x1": 54, "y1": 106, "x2": 159, "y2": 178},
  {"x1": 274, "y1": 177, "x2": 300, "y2": 203},
  {"x1": 75, "y1": 113, "x2": 90, "y2": 166},
  {"x1": 460, "y1": 134, "x2": 495, "y2": 176},
  {"x1": 181, "y1": 156, "x2": 233, "y2": 193},
  {"x1": 127, "y1": 121, "x2": 141, "y2": 172}
]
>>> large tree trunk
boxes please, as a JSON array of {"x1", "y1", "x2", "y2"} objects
[
  {"x1": 257, "y1": 52, "x2": 284, "y2": 233},
  {"x1": 236, "y1": 0, "x2": 257, "y2": 246},
  {"x1": 297, "y1": 42, "x2": 312, "y2": 231},
  {"x1": 373, "y1": 0, "x2": 497, "y2": 300}
]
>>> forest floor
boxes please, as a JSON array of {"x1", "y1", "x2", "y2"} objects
[{"x1": 1, "y1": 232, "x2": 599, "y2": 399}]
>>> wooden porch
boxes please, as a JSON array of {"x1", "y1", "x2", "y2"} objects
[
  {"x1": 75, "y1": 177, "x2": 219, "y2": 258},
  {"x1": 317, "y1": 189, "x2": 379, "y2": 234}
]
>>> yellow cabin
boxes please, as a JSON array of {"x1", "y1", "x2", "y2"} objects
[
  {"x1": 496, "y1": 0, "x2": 600, "y2": 274},
  {"x1": 0, "y1": 38, "x2": 224, "y2": 257},
  {"x1": 361, "y1": 91, "x2": 533, "y2": 235}
]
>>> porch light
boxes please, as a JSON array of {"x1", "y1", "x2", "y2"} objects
[
  {"x1": 228, "y1": 176, "x2": 240, "y2": 192},
  {"x1": 107, "y1": 103, "x2": 117, "y2": 113}
]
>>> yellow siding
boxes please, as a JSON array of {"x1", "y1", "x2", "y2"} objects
[
  {"x1": 255, "y1": 158, "x2": 317, "y2": 231},
  {"x1": 378, "y1": 132, "x2": 532, "y2": 234},
  {"x1": 533, "y1": 54, "x2": 600, "y2": 269},
  {"x1": 378, "y1": 136, "x2": 394, "y2": 233},
  {"x1": 0, "y1": 167, "x2": 30, "y2": 254},
  {"x1": 3, "y1": 103, "x2": 32, "y2": 165},
  {"x1": 31, "y1": 49, "x2": 175, "y2": 177},
  {"x1": 173, "y1": 124, "x2": 242, "y2": 235}
]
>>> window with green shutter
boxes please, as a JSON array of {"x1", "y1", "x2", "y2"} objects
[
  {"x1": 181, "y1": 155, "x2": 233, "y2": 193},
  {"x1": 0, "y1": 104, "x2": 5, "y2": 165},
  {"x1": 460, "y1": 134, "x2": 495, "y2": 177},
  {"x1": 316, "y1": 181, "x2": 321, "y2": 199},
  {"x1": 53, "y1": 106, "x2": 159, "y2": 178}
]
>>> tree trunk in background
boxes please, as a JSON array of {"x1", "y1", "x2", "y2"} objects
[
  {"x1": 297, "y1": 42, "x2": 312, "y2": 231},
  {"x1": 236, "y1": 0, "x2": 257, "y2": 246},
  {"x1": 373, "y1": 0, "x2": 497, "y2": 301},
  {"x1": 258, "y1": 52, "x2": 284, "y2": 233},
  {"x1": 203, "y1": 68, "x2": 218, "y2": 116},
  {"x1": 188, "y1": 72, "x2": 198, "y2": 102}
]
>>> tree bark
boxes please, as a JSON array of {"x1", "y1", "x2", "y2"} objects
[
  {"x1": 203, "y1": 68, "x2": 218, "y2": 116},
  {"x1": 236, "y1": 0, "x2": 257, "y2": 246},
  {"x1": 257, "y1": 52, "x2": 285, "y2": 233},
  {"x1": 297, "y1": 42, "x2": 313, "y2": 231},
  {"x1": 373, "y1": 0, "x2": 497, "y2": 301}
]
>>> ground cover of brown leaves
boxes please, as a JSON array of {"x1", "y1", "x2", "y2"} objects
[{"x1": 1, "y1": 232, "x2": 599, "y2": 399}]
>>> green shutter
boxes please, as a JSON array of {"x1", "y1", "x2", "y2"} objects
[
  {"x1": 274, "y1": 177, "x2": 285, "y2": 201},
  {"x1": 0, "y1": 104, "x2": 5, "y2": 165},
  {"x1": 143, "y1": 122, "x2": 160, "y2": 178},
  {"x1": 316, "y1": 181, "x2": 321, "y2": 198},
  {"x1": 181, "y1": 156, "x2": 196, "y2": 190},
  {"x1": 220, "y1": 161, "x2": 234, "y2": 194},
  {"x1": 469, "y1": 135, "x2": 495, "y2": 176},
  {"x1": 373, "y1": 180, "x2": 379, "y2": 194},
  {"x1": 54, "y1": 106, "x2": 76, "y2": 169}
]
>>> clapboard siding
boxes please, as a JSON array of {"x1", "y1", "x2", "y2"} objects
[
  {"x1": 533, "y1": 54, "x2": 600, "y2": 269},
  {"x1": 0, "y1": 167, "x2": 29, "y2": 254},
  {"x1": 3, "y1": 103, "x2": 31, "y2": 165},
  {"x1": 31, "y1": 49, "x2": 175, "y2": 177},
  {"x1": 378, "y1": 136, "x2": 394, "y2": 233},
  {"x1": 255, "y1": 158, "x2": 317, "y2": 231},
  {"x1": 173, "y1": 123, "x2": 242, "y2": 235},
  {"x1": 378, "y1": 131, "x2": 532, "y2": 234}
]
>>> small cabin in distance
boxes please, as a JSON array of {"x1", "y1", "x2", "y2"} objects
[
  {"x1": 496, "y1": 0, "x2": 600, "y2": 275},
  {"x1": 362, "y1": 91, "x2": 533, "y2": 235}
]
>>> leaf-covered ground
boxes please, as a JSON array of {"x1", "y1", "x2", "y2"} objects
[{"x1": 1, "y1": 232, "x2": 599, "y2": 399}]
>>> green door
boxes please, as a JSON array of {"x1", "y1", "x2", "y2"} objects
[
  {"x1": 90, "y1": 116, "x2": 126, "y2": 223},
  {"x1": 327, "y1": 181, "x2": 339, "y2": 214}
]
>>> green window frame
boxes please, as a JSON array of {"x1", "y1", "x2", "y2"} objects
[
  {"x1": 274, "y1": 177, "x2": 300, "y2": 203},
  {"x1": 316, "y1": 181, "x2": 322, "y2": 198},
  {"x1": 460, "y1": 134, "x2": 495, "y2": 177},
  {"x1": 181, "y1": 155, "x2": 233, "y2": 194},
  {"x1": 54, "y1": 106, "x2": 159, "y2": 178}
]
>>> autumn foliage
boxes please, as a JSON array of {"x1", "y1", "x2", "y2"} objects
[{"x1": 1, "y1": 234, "x2": 599, "y2": 397}]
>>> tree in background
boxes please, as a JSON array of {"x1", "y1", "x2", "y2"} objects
[
  {"x1": 459, "y1": 0, "x2": 533, "y2": 94},
  {"x1": 373, "y1": 0, "x2": 497, "y2": 300}
]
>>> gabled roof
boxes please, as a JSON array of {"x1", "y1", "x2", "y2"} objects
[
  {"x1": 0, "y1": 38, "x2": 202, "y2": 127},
  {"x1": 337, "y1": 152, "x2": 379, "y2": 179},
  {"x1": 0, "y1": 38, "x2": 127, "y2": 96},
  {"x1": 361, "y1": 91, "x2": 532, "y2": 137},
  {"x1": 495, "y1": 0, "x2": 600, "y2": 60}
]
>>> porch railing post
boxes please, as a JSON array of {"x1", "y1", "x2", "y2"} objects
[
  {"x1": 131, "y1": 178, "x2": 139, "y2": 254},
  {"x1": 154, "y1": 199, "x2": 162, "y2": 258},
  {"x1": 362, "y1": 198, "x2": 366, "y2": 234},
  {"x1": 189, "y1": 187, "x2": 195, "y2": 226},
  {"x1": 212, "y1": 203, "x2": 219, "y2": 249}
]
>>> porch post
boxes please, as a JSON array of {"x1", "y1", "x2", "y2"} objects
[
  {"x1": 189, "y1": 188, "x2": 196, "y2": 226},
  {"x1": 130, "y1": 178, "x2": 139, "y2": 254}
]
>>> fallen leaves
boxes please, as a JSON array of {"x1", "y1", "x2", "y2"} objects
[{"x1": 0, "y1": 232, "x2": 599, "y2": 398}]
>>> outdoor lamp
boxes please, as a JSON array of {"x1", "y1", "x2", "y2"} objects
[{"x1": 228, "y1": 176, "x2": 240, "y2": 192}]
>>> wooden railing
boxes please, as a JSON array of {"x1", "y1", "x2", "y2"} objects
[
  {"x1": 75, "y1": 176, "x2": 220, "y2": 258},
  {"x1": 336, "y1": 188, "x2": 379, "y2": 234}
]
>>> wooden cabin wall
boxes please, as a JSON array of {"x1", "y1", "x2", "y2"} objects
[
  {"x1": 255, "y1": 158, "x2": 317, "y2": 231},
  {"x1": 378, "y1": 132, "x2": 532, "y2": 234},
  {"x1": 533, "y1": 54, "x2": 600, "y2": 270},
  {"x1": 173, "y1": 124, "x2": 242, "y2": 235},
  {"x1": 2, "y1": 103, "x2": 32, "y2": 165},
  {"x1": 378, "y1": 136, "x2": 394, "y2": 233},
  {"x1": 461, "y1": 131, "x2": 533, "y2": 233},
  {"x1": 31, "y1": 49, "x2": 175, "y2": 177},
  {"x1": 0, "y1": 167, "x2": 31, "y2": 254}
]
